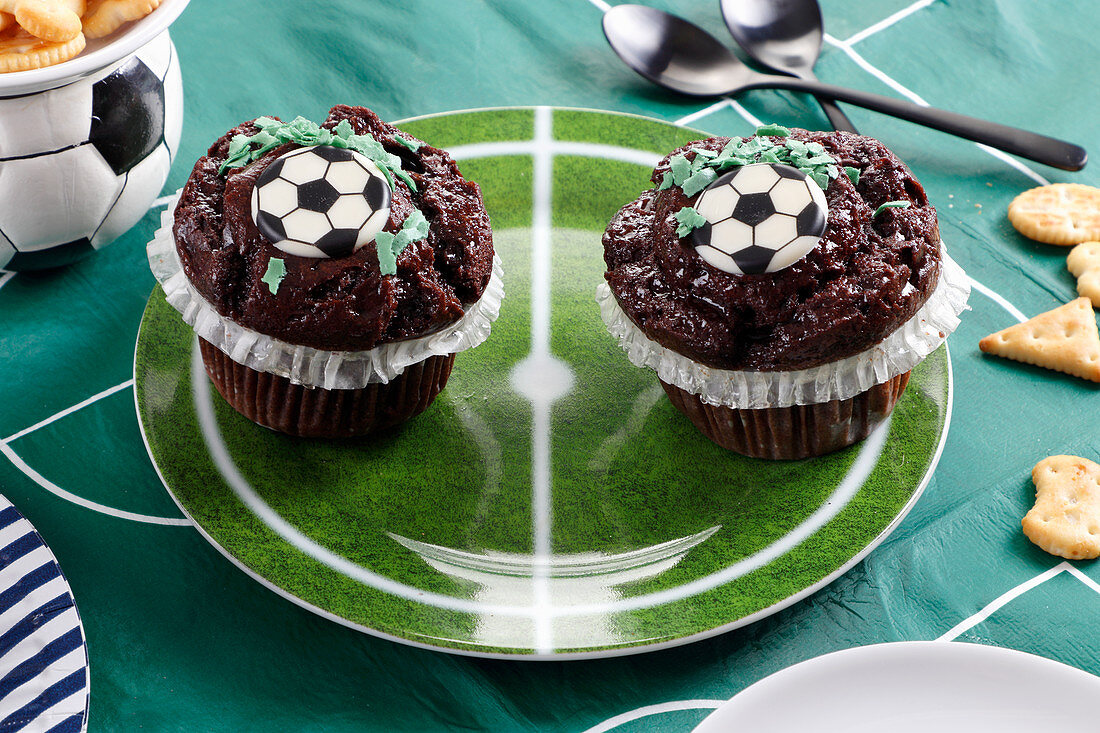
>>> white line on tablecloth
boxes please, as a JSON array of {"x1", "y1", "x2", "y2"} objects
[
  {"x1": 822, "y1": 34, "x2": 1050, "y2": 186},
  {"x1": 674, "y1": 100, "x2": 732, "y2": 127},
  {"x1": 0, "y1": 271, "x2": 14, "y2": 291},
  {"x1": 585, "y1": 0, "x2": 611, "y2": 12},
  {"x1": 844, "y1": 0, "x2": 938, "y2": 46},
  {"x1": 936, "y1": 562, "x2": 1070, "y2": 641},
  {"x1": 967, "y1": 276, "x2": 1028, "y2": 323},
  {"x1": 0, "y1": 378, "x2": 190, "y2": 525},
  {"x1": 1063, "y1": 564, "x2": 1100, "y2": 596},
  {"x1": 0, "y1": 441, "x2": 191, "y2": 526},
  {"x1": 579, "y1": 700, "x2": 725, "y2": 733},
  {"x1": 3, "y1": 379, "x2": 134, "y2": 444}
]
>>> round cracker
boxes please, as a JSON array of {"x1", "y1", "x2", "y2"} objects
[
  {"x1": 1008, "y1": 183, "x2": 1100, "y2": 245},
  {"x1": 0, "y1": 28, "x2": 83, "y2": 71},
  {"x1": 80, "y1": 0, "x2": 159, "y2": 39},
  {"x1": 15, "y1": 0, "x2": 82, "y2": 42}
]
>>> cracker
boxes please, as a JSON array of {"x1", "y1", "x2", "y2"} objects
[
  {"x1": 978, "y1": 297, "x2": 1100, "y2": 382},
  {"x1": 0, "y1": 12, "x2": 14, "y2": 32},
  {"x1": 1068, "y1": 241, "x2": 1100, "y2": 308},
  {"x1": 80, "y1": 0, "x2": 158, "y2": 39},
  {"x1": 1023, "y1": 455, "x2": 1100, "y2": 560},
  {"x1": 1008, "y1": 184, "x2": 1100, "y2": 245},
  {"x1": 0, "y1": 26, "x2": 82, "y2": 71},
  {"x1": 12, "y1": 0, "x2": 83, "y2": 42}
]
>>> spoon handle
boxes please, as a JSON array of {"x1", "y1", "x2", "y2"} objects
[
  {"x1": 766, "y1": 79, "x2": 1086, "y2": 171},
  {"x1": 817, "y1": 98, "x2": 858, "y2": 134}
]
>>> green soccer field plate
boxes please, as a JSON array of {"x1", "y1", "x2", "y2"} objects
[{"x1": 135, "y1": 107, "x2": 952, "y2": 659}]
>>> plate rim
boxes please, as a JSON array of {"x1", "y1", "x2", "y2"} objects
[
  {"x1": 133, "y1": 105, "x2": 955, "y2": 660},
  {"x1": 694, "y1": 639, "x2": 1100, "y2": 731}
]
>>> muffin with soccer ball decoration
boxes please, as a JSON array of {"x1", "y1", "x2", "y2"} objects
[
  {"x1": 598, "y1": 124, "x2": 969, "y2": 459},
  {"x1": 148, "y1": 105, "x2": 502, "y2": 438}
]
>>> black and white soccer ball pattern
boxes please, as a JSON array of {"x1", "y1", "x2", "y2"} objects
[
  {"x1": 0, "y1": 32, "x2": 181, "y2": 271},
  {"x1": 690, "y1": 163, "x2": 828, "y2": 276},
  {"x1": 250, "y1": 145, "x2": 392, "y2": 259}
]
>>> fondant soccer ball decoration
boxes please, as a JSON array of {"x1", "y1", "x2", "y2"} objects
[
  {"x1": 690, "y1": 163, "x2": 828, "y2": 275},
  {"x1": 0, "y1": 32, "x2": 182, "y2": 271},
  {"x1": 251, "y1": 145, "x2": 392, "y2": 259}
]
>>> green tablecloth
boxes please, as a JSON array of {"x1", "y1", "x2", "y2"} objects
[{"x1": 2, "y1": 0, "x2": 1099, "y2": 729}]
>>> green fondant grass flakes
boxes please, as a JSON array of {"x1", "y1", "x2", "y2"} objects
[
  {"x1": 874, "y1": 200, "x2": 912, "y2": 217},
  {"x1": 261, "y1": 257, "x2": 286, "y2": 295},
  {"x1": 674, "y1": 206, "x2": 707, "y2": 237}
]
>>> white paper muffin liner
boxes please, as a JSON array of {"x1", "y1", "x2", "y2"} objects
[
  {"x1": 597, "y1": 246, "x2": 970, "y2": 409},
  {"x1": 148, "y1": 191, "x2": 504, "y2": 390}
]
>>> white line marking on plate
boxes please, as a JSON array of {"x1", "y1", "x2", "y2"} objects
[
  {"x1": 844, "y1": 0, "x2": 937, "y2": 46},
  {"x1": 675, "y1": 100, "x2": 733, "y2": 127},
  {"x1": 448, "y1": 140, "x2": 661, "y2": 168},
  {"x1": 3, "y1": 379, "x2": 135, "y2": 444},
  {"x1": 530, "y1": 105, "x2": 557, "y2": 653},
  {"x1": 585, "y1": 0, "x2": 611, "y2": 12},
  {"x1": 0, "y1": 271, "x2": 14, "y2": 291},
  {"x1": 967, "y1": 276, "x2": 1028, "y2": 323},
  {"x1": 191, "y1": 343, "x2": 529, "y2": 617},
  {"x1": 0, "y1": 441, "x2": 191, "y2": 526},
  {"x1": 823, "y1": 34, "x2": 1050, "y2": 185},
  {"x1": 581, "y1": 700, "x2": 726, "y2": 733},
  {"x1": 936, "y1": 562, "x2": 1069, "y2": 641},
  {"x1": 565, "y1": 416, "x2": 889, "y2": 615},
  {"x1": 588, "y1": 383, "x2": 664, "y2": 474}
]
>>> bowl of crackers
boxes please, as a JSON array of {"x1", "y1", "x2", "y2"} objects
[{"x1": 0, "y1": 0, "x2": 189, "y2": 270}]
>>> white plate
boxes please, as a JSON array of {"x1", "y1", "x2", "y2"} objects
[
  {"x1": 695, "y1": 641, "x2": 1100, "y2": 733},
  {"x1": 0, "y1": 0, "x2": 189, "y2": 96}
]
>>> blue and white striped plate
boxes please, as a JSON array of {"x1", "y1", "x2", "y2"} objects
[{"x1": 0, "y1": 496, "x2": 89, "y2": 733}]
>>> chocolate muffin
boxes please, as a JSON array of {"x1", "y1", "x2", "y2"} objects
[
  {"x1": 149, "y1": 105, "x2": 503, "y2": 437},
  {"x1": 598, "y1": 125, "x2": 969, "y2": 459}
]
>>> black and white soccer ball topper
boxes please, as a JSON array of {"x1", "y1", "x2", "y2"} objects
[
  {"x1": 690, "y1": 163, "x2": 828, "y2": 276},
  {"x1": 250, "y1": 145, "x2": 392, "y2": 258}
]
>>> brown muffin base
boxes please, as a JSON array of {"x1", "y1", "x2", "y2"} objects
[
  {"x1": 661, "y1": 372, "x2": 911, "y2": 460},
  {"x1": 198, "y1": 338, "x2": 454, "y2": 438}
]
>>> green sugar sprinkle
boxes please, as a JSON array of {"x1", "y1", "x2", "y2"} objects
[
  {"x1": 261, "y1": 257, "x2": 286, "y2": 295},
  {"x1": 681, "y1": 167, "x2": 717, "y2": 198},
  {"x1": 874, "y1": 200, "x2": 911, "y2": 217},
  {"x1": 374, "y1": 210, "x2": 431, "y2": 276},
  {"x1": 669, "y1": 154, "x2": 693, "y2": 186},
  {"x1": 394, "y1": 135, "x2": 422, "y2": 152},
  {"x1": 219, "y1": 115, "x2": 417, "y2": 192},
  {"x1": 754, "y1": 124, "x2": 791, "y2": 138},
  {"x1": 845, "y1": 166, "x2": 860, "y2": 186},
  {"x1": 664, "y1": 125, "x2": 841, "y2": 203},
  {"x1": 674, "y1": 206, "x2": 707, "y2": 238}
]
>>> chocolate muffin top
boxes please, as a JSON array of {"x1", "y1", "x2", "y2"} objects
[
  {"x1": 173, "y1": 105, "x2": 494, "y2": 352},
  {"x1": 603, "y1": 128, "x2": 941, "y2": 371}
]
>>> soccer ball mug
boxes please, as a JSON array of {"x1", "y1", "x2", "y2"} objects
[{"x1": 0, "y1": 1, "x2": 187, "y2": 271}]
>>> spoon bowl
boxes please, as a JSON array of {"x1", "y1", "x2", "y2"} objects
[
  {"x1": 720, "y1": 0, "x2": 856, "y2": 131},
  {"x1": 602, "y1": 4, "x2": 1085, "y2": 170},
  {"x1": 720, "y1": 0, "x2": 825, "y2": 77},
  {"x1": 604, "y1": 5, "x2": 754, "y2": 96}
]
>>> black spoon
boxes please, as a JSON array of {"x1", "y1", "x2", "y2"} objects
[
  {"x1": 720, "y1": 0, "x2": 857, "y2": 132},
  {"x1": 603, "y1": 4, "x2": 1085, "y2": 170}
]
